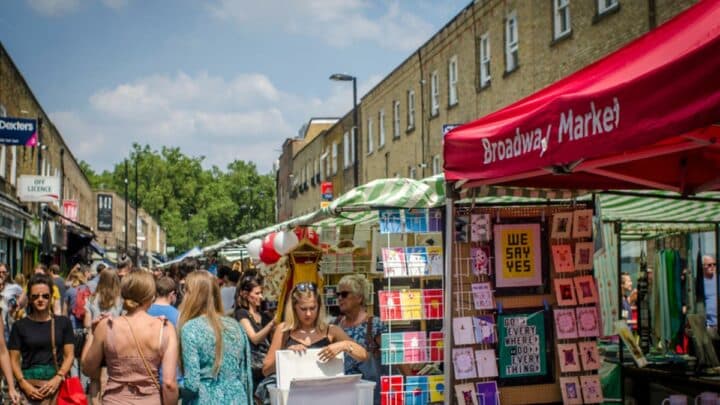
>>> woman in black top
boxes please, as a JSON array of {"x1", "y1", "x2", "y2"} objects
[
  {"x1": 9, "y1": 273, "x2": 74, "y2": 403},
  {"x1": 234, "y1": 274, "x2": 275, "y2": 389}
]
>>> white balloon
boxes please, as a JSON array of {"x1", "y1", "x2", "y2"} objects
[
  {"x1": 247, "y1": 239, "x2": 263, "y2": 260},
  {"x1": 273, "y1": 230, "x2": 299, "y2": 255}
]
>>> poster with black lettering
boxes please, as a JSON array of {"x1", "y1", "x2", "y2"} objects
[
  {"x1": 493, "y1": 223, "x2": 543, "y2": 288},
  {"x1": 497, "y1": 310, "x2": 553, "y2": 385}
]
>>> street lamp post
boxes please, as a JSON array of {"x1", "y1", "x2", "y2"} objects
[{"x1": 329, "y1": 73, "x2": 358, "y2": 187}]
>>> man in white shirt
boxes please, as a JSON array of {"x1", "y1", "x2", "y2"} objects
[{"x1": 703, "y1": 255, "x2": 717, "y2": 329}]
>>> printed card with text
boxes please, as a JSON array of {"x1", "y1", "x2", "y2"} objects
[
  {"x1": 455, "y1": 215, "x2": 470, "y2": 242},
  {"x1": 405, "y1": 209, "x2": 428, "y2": 233},
  {"x1": 452, "y1": 348, "x2": 477, "y2": 380},
  {"x1": 471, "y1": 282, "x2": 495, "y2": 310},
  {"x1": 428, "y1": 208, "x2": 443, "y2": 232},
  {"x1": 429, "y1": 331, "x2": 444, "y2": 362},
  {"x1": 400, "y1": 289, "x2": 423, "y2": 320},
  {"x1": 382, "y1": 247, "x2": 407, "y2": 277},
  {"x1": 381, "y1": 375, "x2": 404, "y2": 405},
  {"x1": 427, "y1": 375, "x2": 445, "y2": 403},
  {"x1": 379, "y1": 290, "x2": 403, "y2": 321},
  {"x1": 426, "y1": 246, "x2": 444, "y2": 276},
  {"x1": 403, "y1": 331, "x2": 428, "y2": 363},
  {"x1": 423, "y1": 289, "x2": 443, "y2": 319},
  {"x1": 470, "y1": 213, "x2": 491, "y2": 242},
  {"x1": 471, "y1": 246, "x2": 492, "y2": 276},
  {"x1": 473, "y1": 315, "x2": 497, "y2": 344},
  {"x1": 453, "y1": 317, "x2": 476, "y2": 345},
  {"x1": 405, "y1": 246, "x2": 429, "y2": 276},
  {"x1": 552, "y1": 244, "x2": 575, "y2": 273},
  {"x1": 475, "y1": 349, "x2": 498, "y2": 378},
  {"x1": 379, "y1": 209, "x2": 403, "y2": 234},
  {"x1": 404, "y1": 376, "x2": 429, "y2": 405}
]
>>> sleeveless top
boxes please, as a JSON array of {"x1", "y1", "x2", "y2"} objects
[{"x1": 284, "y1": 327, "x2": 331, "y2": 349}]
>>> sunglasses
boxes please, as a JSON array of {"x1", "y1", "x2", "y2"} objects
[
  {"x1": 337, "y1": 291, "x2": 352, "y2": 299},
  {"x1": 294, "y1": 282, "x2": 317, "y2": 293},
  {"x1": 705, "y1": 263, "x2": 717, "y2": 268},
  {"x1": 31, "y1": 293, "x2": 51, "y2": 301}
]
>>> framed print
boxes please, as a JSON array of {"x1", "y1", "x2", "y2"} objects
[
  {"x1": 475, "y1": 381, "x2": 499, "y2": 405},
  {"x1": 551, "y1": 244, "x2": 575, "y2": 273},
  {"x1": 471, "y1": 213, "x2": 491, "y2": 242},
  {"x1": 554, "y1": 278, "x2": 577, "y2": 306},
  {"x1": 557, "y1": 343, "x2": 581, "y2": 373},
  {"x1": 493, "y1": 223, "x2": 543, "y2": 288},
  {"x1": 580, "y1": 375, "x2": 604, "y2": 404},
  {"x1": 452, "y1": 348, "x2": 477, "y2": 380},
  {"x1": 497, "y1": 309, "x2": 554, "y2": 386},
  {"x1": 572, "y1": 209, "x2": 593, "y2": 239},
  {"x1": 576, "y1": 306, "x2": 600, "y2": 338},
  {"x1": 455, "y1": 383, "x2": 478, "y2": 405},
  {"x1": 551, "y1": 212, "x2": 573, "y2": 239},
  {"x1": 578, "y1": 341, "x2": 601, "y2": 371},
  {"x1": 559, "y1": 377, "x2": 583, "y2": 405},
  {"x1": 554, "y1": 308, "x2": 578, "y2": 340},
  {"x1": 574, "y1": 275, "x2": 598, "y2": 305},
  {"x1": 471, "y1": 246, "x2": 491, "y2": 276},
  {"x1": 574, "y1": 241, "x2": 594, "y2": 271}
]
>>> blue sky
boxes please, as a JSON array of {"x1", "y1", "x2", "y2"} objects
[{"x1": 1, "y1": 0, "x2": 468, "y2": 173}]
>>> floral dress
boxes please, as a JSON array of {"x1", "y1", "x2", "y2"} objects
[{"x1": 181, "y1": 316, "x2": 253, "y2": 405}]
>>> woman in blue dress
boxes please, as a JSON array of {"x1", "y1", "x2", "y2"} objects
[{"x1": 179, "y1": 270, "x2": 252, "y2": 405}]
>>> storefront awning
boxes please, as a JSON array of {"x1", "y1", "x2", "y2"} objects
[{"x1": 444, "y1": 0, "x2": 720, "y2": 194}]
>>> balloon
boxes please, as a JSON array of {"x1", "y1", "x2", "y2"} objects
[
  {"x1": 306, "y1": 227, "x2": 319, "y2": 246},
  {"x1": 293, "y1": 227, "x2": 305, "y2": 242},
  {"x1": 274, "y1": 230, "x2": 299, "y2": 255},
  {"x1": 259, "y1": 233, "x2": 281, "y2": 264},
  {"x1": 247, "y1": 239, "x2": 263, "y2": 261}
]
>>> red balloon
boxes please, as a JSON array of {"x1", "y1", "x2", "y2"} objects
[
  {"x1": 293, "y1": 227, "x2": 305, "y2": 242},
  {"x1": 260, "y1": 233, "x2": 281, "y2": 264},
  {"x1": 306, "y1": 227, "x2": 319, "y2": 246}
]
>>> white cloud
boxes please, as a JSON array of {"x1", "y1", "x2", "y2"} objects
[
  {"x1": 51, "y1": 71, "x2": 380, "y2": 173},
  {"x1": 208, "y1": 0, "x2": 436, "y2": 52},
  {"x1": 26, "y1": 0, "x2": 80, "y2": 16}
]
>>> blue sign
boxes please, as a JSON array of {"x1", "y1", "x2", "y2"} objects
[{"x1": 0, "y1": 117, "x2": 38, "y2": 146}]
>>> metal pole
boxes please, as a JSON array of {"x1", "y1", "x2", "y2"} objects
[
  {"x1": 352, "y1": 77, "x2": 359, "y2": 187},
  {"x1": 135, "y1": 157, "x2": 139, "y2": 267},
  {"x1": 443, "y1": 198, "x2": 453, "y2": 405},
  {"x1": 124, "y1": 160, "x2": 129, "y2": 255},
  {"x1": 616, "y1": 222, "x2": 625, "y2": 397}
]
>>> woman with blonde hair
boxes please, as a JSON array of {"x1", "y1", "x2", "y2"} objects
[
  {"x1": 262, "y1": 282, "x2": 367, "y2": 377},
  {"x1": 82, "y1": 271, "x2": 179, "y2": 404},
  {"x1": 179, "y1": 270, "x2": 252, "y2": 405}
]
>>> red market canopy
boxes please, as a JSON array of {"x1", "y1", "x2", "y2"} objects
[{"x1": 444, "y1": 0, "x2": 720, "y2": 194}]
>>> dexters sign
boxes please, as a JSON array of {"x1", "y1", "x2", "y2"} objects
[{"x1": 0, "y1": 117, "x2": 39, "y2": 146}]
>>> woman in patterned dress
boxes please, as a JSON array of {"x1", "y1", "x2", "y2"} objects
[{"x1": 179, "y1": 270, "x2": 252, "y2": 405}]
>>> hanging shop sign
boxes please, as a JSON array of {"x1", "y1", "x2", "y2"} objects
[
  {"x1": 17, "y1": 175, "x2": 60, "y2": 202},
  {"x1": 97, "y1": 194, "x2": 113, "y2": 231},
  {"x1": 498, "y1": 310, "x2": 552, "y2": 385},
  {"x1": 321, "y1": 181, "x2": 333, "y2": 201},
  {"x1": 0, "y1": 117, "x2": 39, "y2": 146},
  {"x1": 63, "y1": 200, "x2": 78, "y2": 222},
  {"x1": 493, "y1": 223, "x2": 543, "y2": 288}
]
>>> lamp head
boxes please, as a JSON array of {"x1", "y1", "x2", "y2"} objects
[{"x1": 329, "y1": 73, "x2": 355, "y2": 82}]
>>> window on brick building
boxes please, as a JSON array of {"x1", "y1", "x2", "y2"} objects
[
  {"x1": 378, "y1": 109, "x2": 386, "y2": 147},
  {"x1": 448, "y1": 55, "x2": 458, "y2": 106},
  {"x1": 598, "y1": 0, "x2": 619, "y2": 14},
  {"x1": 407, "y1": 90, "x2": 416, "y2": 129},
  {"x1": 479, "y1": 33, "x2": 491, "y2": 88},
  {"x1": 554, "y1": 0, "x2": 571, "y2": 39},
  {"x1": 432, "y1": 155, "x2": 441, "y2": 175},
  {"x1": 430, "y1": 70, "x2": 439, "y2": 116},
  {"x1": 331, "y1": 142, "x2": 338, "y2": 175},
  {"x1": 393, "y1": 101, "x2": 401, "y2": 139},
  {"x1": 408, "y1": 166, "x2": 417, "y2": 179},
  {"x1": 505, "y1": 11, "x2": 519, "y2": 73},
  {"x1": 367, "y1": 118, "x2": 374, "y2": 154}
]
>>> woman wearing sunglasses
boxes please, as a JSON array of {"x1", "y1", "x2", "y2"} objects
[
  {"x1": 8, "y1": 273, "x2": 75, "y2": 404},
  {"x1": 262, "y1": 282, "x2": 367, "y2": 377}
]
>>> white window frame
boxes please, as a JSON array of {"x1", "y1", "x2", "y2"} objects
[
  {"x1": 432, "y1": 155, "x2": 441, "y2": 175},
  {"x1": 349, "y1": 128, "x2": 355, "y2": 164},
  {"x1": 554, "y1": 0, "x2": 571, "y2": 39},
  {"x1": 320, "y1": 147, "x2": 328, "y2": 180},
  {"x1": 392, "y1": 101, "x2": 401, "y2": 138},
  {"x1": 430, "y1": 71, "x2": 439, "y2": 115},
  {"x1": 407, "y1": 90, "x2": 415, "y2": 129},
  {"x1": 367, "y1": 118, "x2": 374, "y2": 154},
  {"x1": 0, "y1": 146, "x2": 5, "y2": 179},
  {"x1": 598, "y1": 0, "x2": 618, "y2": 14},
  {"x1": 505, "y1": 11, "x2": 519, "y2": 72},
  {"x1": 378, "y1": 109, "x2": 386, "y2": 147},
  {"x1": 408, "y1": 166, "x2": 417, "y2": 179},
  {"x1": 479, "y1": 33, "x2": 491, "y2": 87},
  {"x1": 331, "y1": 142, "x2": 338, "y2": 175},
  {"x1": 343, "y1": 131, "x2": 351, "y2": 168},
  {"x1": 448, "y1": 55, "x2": 458, "y2": 106}
]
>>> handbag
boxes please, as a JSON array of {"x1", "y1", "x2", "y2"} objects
[
  {"x1": 357, "y1": 316, "x2": 381, "y2": 382},
  {"x1": 50, "y1": 316, "x2": 88, "y2": 405}
]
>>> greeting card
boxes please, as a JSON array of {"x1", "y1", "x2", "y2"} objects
[
  {"x1": 551, "y1": 212, "x2": 573, "y2": 239},
  {"x1": 427, "y1": 375, "x2": 445, "y2": 403},
  {"x1": 381, "y1": 333, "x2": 405, "y2": 365},
  {"x1": 382, "y1": 248, "x2": 407, "y2": 277},
  {"x1": 474, "y1": 349, "x2": 498, "y2": 378},
  {"x1": 470, "y1": 246, "x2": 491, "y2": 276},
  {"x1": 475, "y1": 381, "x2": 499, "y2": 405},
  {"x1": 405, "y1": 209, "x2": 428, "y2": 233},
  {"x1": 578, "y1": 341, "x2": 601, "y2": 371},
  {"x1": 473, "y1": 315, "x2": 496, "y2": 344},
  {"x1": 554, "y1": 309, "x2": 578, "y2": 339},
  {"x1": 452, "y1": 348, "x2": 477, "y2": 380},
  {"x1": 554, "y1": 278, "x2": 577, "y2": 306},
  {"x1": 379, "y1": 209, "x2": 403, "y2": 234},
  {"x1": 423, "y1": 289, "x2": 443, "y2": 319},
  {"x1": 405, "y1": 376, "x2": 429, "y2": 405},
  {"x1": 405, "y1": 247, "x2": 429, "y2": 276},
  {"x1": 557, "y1": 343, "x2": 581, "y2": 373},
  {"x1": 559, "y1": 376, "x2": 583, "y2": 405},
  {"x1": 453, "y1": 317, "x2": 476, "y2": 345},
  {"x1": 429, "y1": 331, "x2": 444, "y2": 362},
  {"x1": 428, "y1": 208, "x2": 443, "y2": 232},
  {"x1": 455, "y1": 216, "x2": 470, "y2": 242},
  {"x1": 576, "y1": 306, "x2": 600, "y2": 338},
  {"x1": 552, "y1": 245, "x2": 575, "y2": 273},
  {"x1": 471, "y1": 282, "x2": 494, "y2": 310},
  {"x1": 574, "y1": 241, "x2": 594, "y2": 271},
  {"x1": 574, "y1": 275, "x2": 598, "y2": 305},
  {"x1": 471, "y1": 213, "x2": 491, "y2": 242},
  {"x1": 580, "y1": 375, "x2": 604, "y2": 404},
  {"x1": 426, "y1": 246, "x2": 444, "y2": 276},
  {"x1": 572, "y1": 209, "x2": 593, "y2": 239},
  {"x1": 381, "y1": 375, "x2": 404, "y2": 405},
  {"x1": 400, "y1": 289, "x2": 423, "y2": 320},
  {"x1": 404, "y1": 331, "x2": 428, "y2": 363},
  {"x1": 454, "y1": 383, "x2": 478, "y2": 405},
  {"x1": 378, "y1": 290, "x2": 402, "y2": 321}
]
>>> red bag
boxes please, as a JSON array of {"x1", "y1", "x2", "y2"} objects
[{"x1": 57, "y1": 376, "x2": 87, "y2": 405}]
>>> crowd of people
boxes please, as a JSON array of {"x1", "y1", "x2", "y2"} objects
[{"x1": 0, "y1": 258, "x2": 384, "y2": 405}]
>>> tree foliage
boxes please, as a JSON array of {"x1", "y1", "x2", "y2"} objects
[{"x1": 80, "y1": 143, "x2": 275, "y2": 254}]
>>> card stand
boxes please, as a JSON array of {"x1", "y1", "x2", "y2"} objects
[
  {"x1": 378, "y1": 289, "x2": 444, "y2": 322},
  {"x1": 380, "y1": 335, "x2": 442, "y2": 365}
]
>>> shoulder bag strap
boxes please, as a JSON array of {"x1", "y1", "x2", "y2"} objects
[
  {"x1": 365, "y1": 315, "x2": 377, "y2": 354},
  {"x1": 122, "y1": 316, "x2": 161, "y2": 392},
  {"x1": 50, "y1": 315, "x2": 59, "y2": 371}
]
